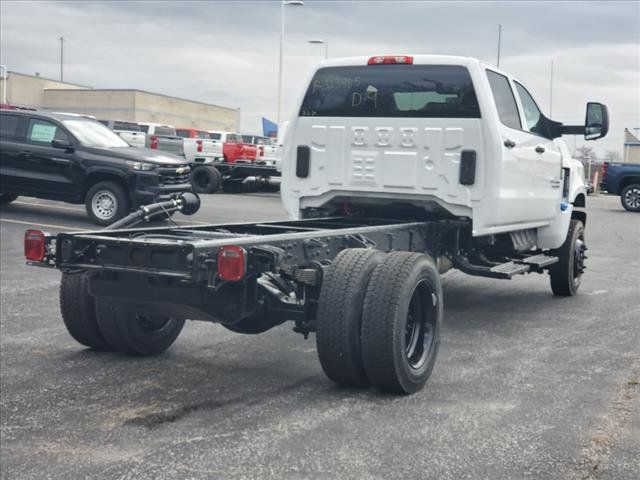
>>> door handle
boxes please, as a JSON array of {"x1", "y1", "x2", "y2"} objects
[
  {"x1": 50, "y1": 157, "x2": 71, "y2": 165},
  {"x1": 535, "y1": 145, "x2": 546, "y2": 154},
  {"x1": 504, "y1": 139, "x2": 516, "y2": 148},
  {"x1": 19, "y1": 150, "x2": 33, "y2": 158}
]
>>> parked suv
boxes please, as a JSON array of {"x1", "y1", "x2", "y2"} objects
[{"x1": 0, "y1": 111, "x2": 193, "y2": 225}]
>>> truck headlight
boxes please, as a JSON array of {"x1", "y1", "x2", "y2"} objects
[{"x1": 126, "y1": 161, "x2": 156, "y2": 171}]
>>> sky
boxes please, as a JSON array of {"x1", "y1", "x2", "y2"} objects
[{"x1": 1, "y1": 0, "x2": 639, "y2": 156}]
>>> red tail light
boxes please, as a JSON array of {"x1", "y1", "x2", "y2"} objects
[
  {"x1": 150, "y1": 135, "x2": 158, "y2": 149},
  {"x1": 217, "y1": 245, "x2": 246, "y2": 281},
  {"x1": 601, "y1": 162, "x2": 608, "y2": 180},
  {"x1": 196, "y1": 140, "x2": 203, "y2": 152},
  {"x1": 368, "y1": 55, "x2": 413, "y2": 65},
  {"x1": 24, "y1": 229, "x2": 46, "y2": 261},
  {"x1": 258, "y1": 146, "x2": 264, "y2": 157}
]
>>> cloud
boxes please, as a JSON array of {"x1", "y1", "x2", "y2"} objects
[{"x1": 1, "y1": 0, "x2": 638, "y2": 155}]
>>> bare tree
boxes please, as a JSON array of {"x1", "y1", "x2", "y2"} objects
[
  {"x1": 604, "y1": 150, "x2": 622, "y2": 163},
  {"x1": 574, "y1": 145, "x2": 595, "y2": 166}
]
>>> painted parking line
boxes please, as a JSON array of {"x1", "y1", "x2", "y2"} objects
[
  {"x1": 13, "y1": 201, "x2": 85, "y2": 212},
  {"x1": 0, "y1": 218, "x2": 87, "y2": 231},
  {"x1": 11, "y1": 200, "x2": 216, "y2": 225}
]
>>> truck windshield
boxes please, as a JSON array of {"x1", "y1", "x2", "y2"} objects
[
  {"x1": 62, "y1": 119, "x2": 130, "y2": 148},
  {"x1": 300, "y1": 65, "x2": 480, "y2": 118}
]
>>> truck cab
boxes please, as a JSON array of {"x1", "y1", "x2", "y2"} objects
[
  {"x1": 138, "y1": 122, "x2": 184, "y2": 158},
  {"x1": 98, "y1": 120, "x2": 146, "y2": 148},
  {"x1": 176, "y1": 127, "x2": 223, "y2": 164},
  {"x1": 281, "y1": 55, "x2": 607, "y2": 249}
]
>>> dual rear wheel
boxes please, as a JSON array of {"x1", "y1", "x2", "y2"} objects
[
  {"x1": 315, "y1": 249, "x2": 443, "y2": 395},
  {"x1": 59, "y1": 272, "x2": 184, "y2": 355}
]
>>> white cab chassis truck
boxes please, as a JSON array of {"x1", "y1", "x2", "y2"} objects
[{"x1": 27, "y1": 55, "x2": 608, "y2": 395}]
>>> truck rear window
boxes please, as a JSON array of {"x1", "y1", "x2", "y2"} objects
[
  {"x1": 154, "y1": 126, "x2": 176, "y2": 137},
  {"x1": 299, "y1": 65, "x2": 480, "y2": 118},
  {"x1": 113, "y1": 121, "x2": 140, "y2": 132}
]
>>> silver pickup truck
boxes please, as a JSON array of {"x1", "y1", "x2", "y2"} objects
[{"x1": 138, "y1": 122, "x2": 184, "y2": 157}]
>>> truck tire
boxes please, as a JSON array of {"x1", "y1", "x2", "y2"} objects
[
  {"x1": 549, "y1": 219, "x2": 586, "y2": 296},
  {"x1": 0, "y1": 194, "x2": 17, "y2": 205},
  {"x1": 191, "y1": 165, "x2": 221, "y2": 194},
  {"x1": 361, "y1": 252, "x2": 443, "y2": 395},
  {"x1": 95, "y1": 300, "x2": 185, "y2": 356},
  {"x1": 316, "y1": 249, "x2": 385, "y2": 387},
  {"x1": 620, "y1": 184, "x2": 640, "y2": 212},
  {"x1": 222, "y1": 179, "x2": 244, "y2": 194},
  {"x1": 59, "y1": 273, "x2": 111, "y2": 350},
  {"x1": 85, "y1": 181, "x2": 130, "y2": 226},
  {"x1": 242, "y1": 178, "x2": 259, "y2": 193}
]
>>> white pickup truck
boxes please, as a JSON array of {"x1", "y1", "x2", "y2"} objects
[
  {"x1": 138, "y1": 122, "x2": 184, "y2": 157},
  {"x1": 98, "y1": 120, "x2": 146, "y2": 148},
  {"x1": 176, "y1": 127, "x2": 223, "y2": 164},
  {"x1": 29, "y1": 55, "x2": 608, "y2": 396}
]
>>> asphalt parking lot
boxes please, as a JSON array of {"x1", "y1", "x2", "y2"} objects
[{"x1": 0, "y1": 193, "x2": 638, "y2": 480}]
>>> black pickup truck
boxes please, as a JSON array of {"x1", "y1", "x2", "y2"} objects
[{"x1": 0, "y1": 110, "x2": 193, "y2": 225}]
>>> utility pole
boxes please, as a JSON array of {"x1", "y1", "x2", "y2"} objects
[
  {"x1": 496, "y1": 24, "x2": 502, "y2": 67},
  {"x1": 59, "y1": 36, "x2": 64, "y2": 82},
  {"x1": 549, "y1": 60, "x2": 554, "y2": 116}
]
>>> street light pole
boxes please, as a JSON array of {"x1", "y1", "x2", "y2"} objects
[
  {"x1": 496, "y1": 24, "x2": 502, "y2": 67},
  {"x1": 549, "y1": 60, "x2": 554, "y2": 116},
  {"x1": 277, "y1": 1, "x2": 304, "y2": 129},
  {"x1": 59, "y1": 36, "x2": 64, "y2": 82},
  {"x1": 308, "y1": 39, "x2": 328, "y2": 59}
]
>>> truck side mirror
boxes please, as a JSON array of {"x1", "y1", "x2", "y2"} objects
[
  {"x1": 51, "y1": 139, "x2": 74, "y2": 151},
  {"x1": 585, "y1": 102, "x2": 609, "y2": 140}
]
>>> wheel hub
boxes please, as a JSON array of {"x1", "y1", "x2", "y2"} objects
[
  {"x1": 404, "y1": 281, "x2": 436, "y2": 370},
  {"x1": 624, "y1": 187, "x2": 640, "y2": 209},
  {"x1": 573, "y1": 238, "x2": 587, "y2": 278},
  {"x1": 92, "y1": 190, "x2": 117, "y2": 220}
]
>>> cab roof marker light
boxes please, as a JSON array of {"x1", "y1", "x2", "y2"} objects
[{"x1": 368, "y1": 55, "x2": 413, "y2": 65}]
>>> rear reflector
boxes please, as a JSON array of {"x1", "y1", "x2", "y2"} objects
[
  {"x1": 217, "y1": 245, "x2": 246, "y2": 281},
  {"x1": 368, "y1": 55, "x2": 413, "y2": 65},
  {"x1": 24, "y1": 229, "x2": 46, "y2": 261}
]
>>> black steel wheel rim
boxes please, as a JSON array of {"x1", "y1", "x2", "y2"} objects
[
  {"x1": 404, "y1": 280, "x2": 436, "y2": 370},
  {"x1": 573, "y1": 234, "x2": 586, "y2": 284}
]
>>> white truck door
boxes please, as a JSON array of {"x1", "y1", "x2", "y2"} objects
[
  {"x1": 485, "y1": 69, "x2": 538, "y2": 225},
  {"x1": 512, "y1": 81, "x2": 563, "y2": 222}
]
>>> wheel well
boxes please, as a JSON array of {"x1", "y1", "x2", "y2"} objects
[
  {"x1": 572, "y1": 209, "x2": 586, "y2": 227},
  {"x1": 619, "y1": 176, "x2": 640, "y2": 194},
  {"x1": 83, "y1": 173, "x2": 128, "y2": 199},
  {"x1": 573, "y1": 193, "x2": 586, "y2": 208}
]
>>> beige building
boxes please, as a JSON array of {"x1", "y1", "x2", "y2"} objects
[
  {"x1": 0, "y1": 71, "x2": 90, "y2": 106},
  {"x1": 623, "y1": 128, "x2": 640, "y2": 164},
  {"x1": 0, "y1": 71, "x2": 239, "y2": 132}
]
